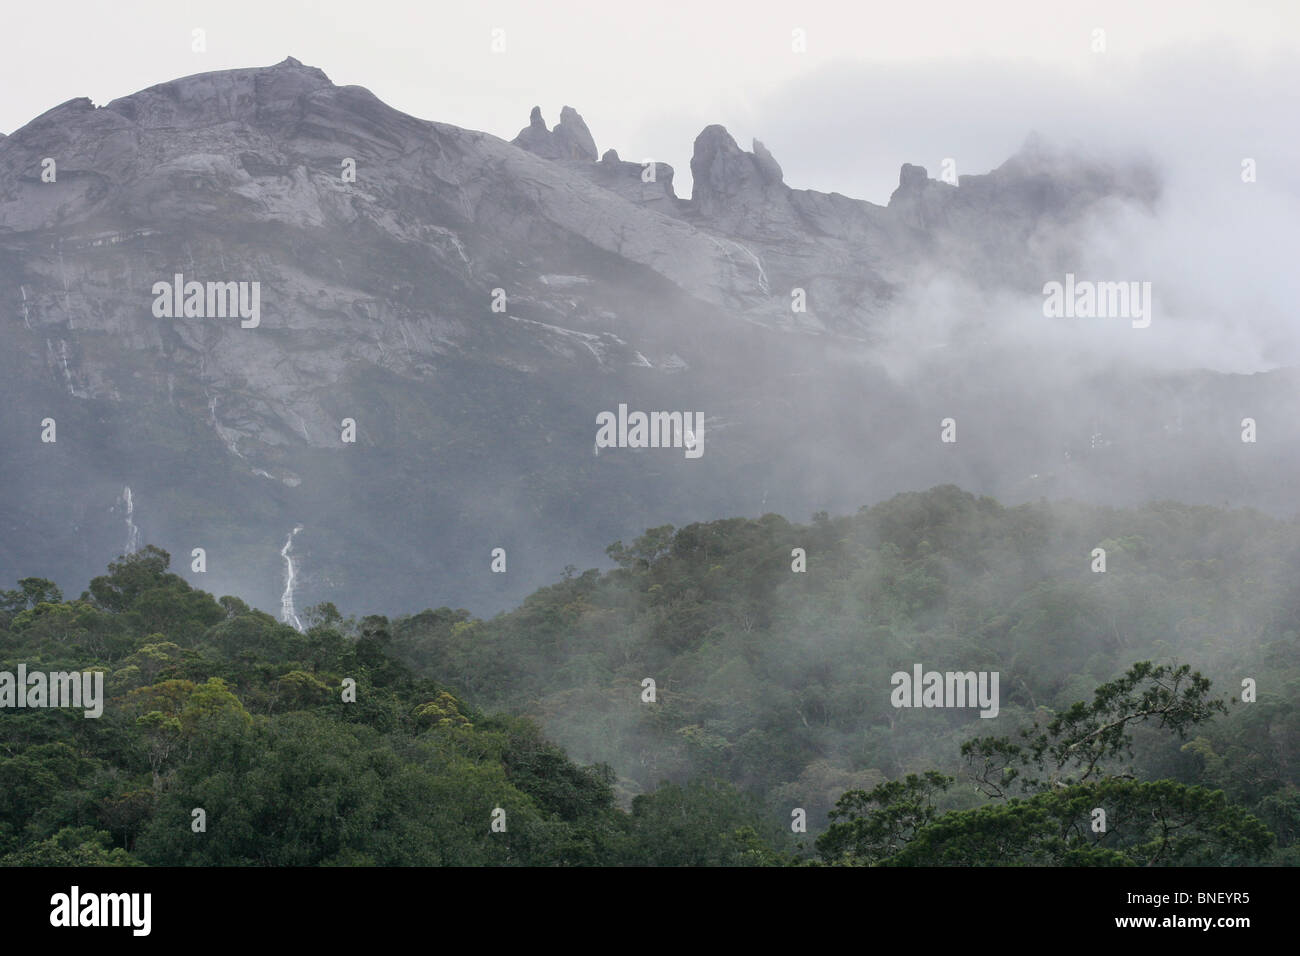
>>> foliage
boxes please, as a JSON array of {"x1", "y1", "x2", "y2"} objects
[{"x1": 3, "y1": 485, "x2": 1296, "y2": 865}]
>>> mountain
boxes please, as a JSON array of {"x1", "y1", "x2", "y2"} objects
[{"x1": 2, "y1": 57, "x2": 1297, "y2": 618}]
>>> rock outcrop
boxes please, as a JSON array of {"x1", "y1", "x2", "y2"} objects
[
  {"x1": 511, "y1": 105, "x2": 598, "y2": 161},
  {"x1": 585, "y1": 148, "x2": 681, "y2": 214},
  {"x1": 690, "y1": 126, "x2": 787, "y2": 223}
]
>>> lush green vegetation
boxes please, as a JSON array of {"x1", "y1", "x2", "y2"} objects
[
  {"x1": 0, "y1": 547, "x2": 786, "y2": 865},
  {"x1": 2, "y1": 486, "x2": 1295, "y2": 865}
]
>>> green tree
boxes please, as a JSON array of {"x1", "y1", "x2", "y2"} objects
[
  {"x1": 962, "y1": 661, "x2": 1226, "y2": 797},
  {"x1": 889, "y1": 780, "x2": 1272, "y2": 866},
  {"x1": 816, "y1": 771, "x2": 953, "y2": 865}
]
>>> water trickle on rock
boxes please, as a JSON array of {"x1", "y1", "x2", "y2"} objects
[
  {"x1": 280, "y1": 526, "x2": 305, "y2": 631},
  {"x1": 121, "y1": 486, "x2": 141, "y2": 555}
]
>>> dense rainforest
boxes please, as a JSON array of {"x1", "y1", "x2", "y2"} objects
[{"x1": 1, "y1": 486, "x2": 1296, "y2": 865}]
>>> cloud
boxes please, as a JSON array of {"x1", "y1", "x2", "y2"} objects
[{"x1": 718, "y1": 45, "x2": 1300, "y2": 372}]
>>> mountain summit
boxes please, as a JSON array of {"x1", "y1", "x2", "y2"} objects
[
  {"x1": 5, "y1": 58, "x2": 1272, "y2": 621},
  {"x1": 512, "y1": 105, "x2": 599, "y2": 161}
]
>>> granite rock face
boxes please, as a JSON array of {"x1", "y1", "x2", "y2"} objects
[
  {"x1": 6, "y1": 56, "x2": 1265, "y2": 621},
  {"x1": 0, "y1": 59, "x2": 1145, "y2": 460},
  {"x1": 587, "y1": 149, "x2": 682, "y2": 215},
  {"x1": 511, "y1": 105, "x2": 598, "y2": 162}
]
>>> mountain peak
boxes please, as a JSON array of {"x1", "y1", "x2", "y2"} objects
[
  {"x1": 93, "y1": 58, "x2": 333, "y2": 131},
  {"x1": 693, "y1": 124, "x2": 740, "y2": 158},
  {"x1": 751, "y1": 138, "x2": 784, "y2": 186},
  {"x1": 511, "y1": 105, "x2": 597, "y2": 161},
  {"x1": 690, "y1": 124, "x2": 786, "y2": 217},
  {"x1": 897, "y1": 162, "x2": 929, "y2": 191}
]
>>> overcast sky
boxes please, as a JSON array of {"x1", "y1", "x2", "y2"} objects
[{"x1": 3, "y1": 0, "x2": 1297, "y2": 203}]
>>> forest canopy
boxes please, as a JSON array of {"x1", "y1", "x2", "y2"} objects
[{"x1": 1, "y1": 487, "x2": 1295, "y2": 865}]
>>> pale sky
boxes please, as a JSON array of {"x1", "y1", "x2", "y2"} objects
[{"x1": 3, "y1": 1, "x2": 1297, "y2": 202}]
